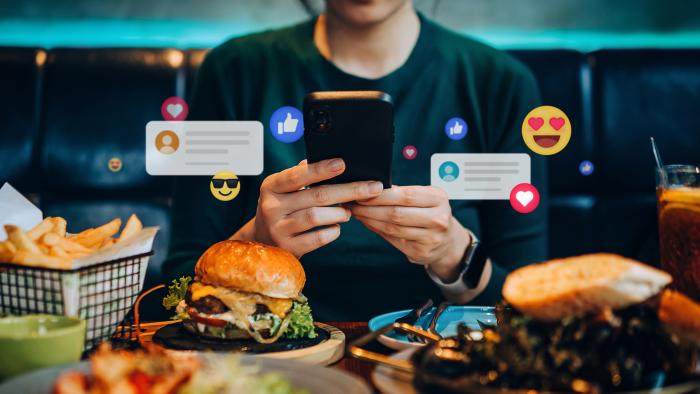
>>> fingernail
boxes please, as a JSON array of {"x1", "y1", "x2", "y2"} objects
[
  {"x1": 368, "y1": 181, "x2": 383, "y2": 194},
  {"x1": 327, "y1": 158, "x2": 344, "y2": 171}
]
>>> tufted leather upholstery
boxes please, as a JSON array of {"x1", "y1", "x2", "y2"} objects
[
  {"x1": 38, "y1": 48, "x2": 184, "y2": 287},
  {"x1": 1, "y1": 47, "x2": 699, "y2": 290},
  {"x1": 0, "y1": 47, "x2": 42, "y2": 193},
  {"x1": 590, "y1": 50, "x2": 700, "y2": 263}
]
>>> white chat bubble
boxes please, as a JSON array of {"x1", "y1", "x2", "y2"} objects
[
  {"x1": 431, "y1": 153, "x2": 530, "y2": 200},
  {"x1": 146, "y1": 121, "x2": 263, "y2": 176}
]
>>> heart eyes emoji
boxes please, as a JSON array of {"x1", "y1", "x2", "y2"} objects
[
  {"x1": 527, "y1": 117, "x2": 566, "y2": 131},
  {"x1": 521, "y1": 105, "x2": 571, "y2": 155}
]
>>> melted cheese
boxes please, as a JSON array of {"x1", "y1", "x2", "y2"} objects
[
  {"x1": 190, "y1": 282, "x2": 292, "y2": 318},
  {"x1": 190, "y1": 282, "x2": 216, "y2": 300}
]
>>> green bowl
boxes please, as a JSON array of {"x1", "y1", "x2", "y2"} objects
[{"x1": 0, "y1": 315, "x2": 85, "y2": 381}]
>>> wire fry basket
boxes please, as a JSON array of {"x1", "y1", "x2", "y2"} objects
[{"x1": 0, "y1": 251, "x2": 152, "y2": 351}]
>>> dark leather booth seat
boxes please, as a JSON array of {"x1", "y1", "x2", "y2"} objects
[
  {"x1": 39, "y1": 48, "x2": 184, "y2": 287},
  {"x1": 1, "y1": 46, "x2": 699, "y2": 291},
  {"x1": 0, "y1": 47, "x2": 42, "y2": 193},
  {"x1": 590, "y1": 50, "x2": 700, "y2": 263},
  {"x1": 510, "y1": 50, "x2": 595, "y2": 258}
]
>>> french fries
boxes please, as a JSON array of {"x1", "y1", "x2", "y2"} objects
[
  {"x1": 69, "y1": 218, "x2": 121, "y2": 249},
  {"x1": 116, "y1": 214, "x2": 143, "y2": 244},
  {"x1": 1, "y1": 214, "x2": 143, "y2": 269}
]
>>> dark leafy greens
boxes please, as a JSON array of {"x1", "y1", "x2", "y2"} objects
[{"x1": 412, "y1": 301, "x2": 699, "y2": 394}]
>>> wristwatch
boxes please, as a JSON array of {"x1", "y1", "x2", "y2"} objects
[
  {"x1": 461, "y1": 233, "x2": 488, "y2": 288},
  {"x1": 426, "y1": 230, "x2": 488, "y2": 290}
]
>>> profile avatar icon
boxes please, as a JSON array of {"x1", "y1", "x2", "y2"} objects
[
  {"x1": 439, "y1": 161, "x2": 459, "y2": 182},
  {"x1": 155, "y1": 130, "x2": 179, "y2": 155}
]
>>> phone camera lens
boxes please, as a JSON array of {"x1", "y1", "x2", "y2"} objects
[{"x1": 312, "y1": 109, "x2": 331, "y2": 132}]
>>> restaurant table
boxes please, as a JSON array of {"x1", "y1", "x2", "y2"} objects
[{"x1": 327, "y1": 321, "x2": 393, "y2": 392}]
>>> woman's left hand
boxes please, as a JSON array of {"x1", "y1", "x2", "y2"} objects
[{"x1": 348, "y1": 185, "x2": 471, "y2": 282}]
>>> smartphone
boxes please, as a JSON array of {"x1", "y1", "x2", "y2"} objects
[{"x1": 303, "y1": 91, "x2": 394, "y2": 188}]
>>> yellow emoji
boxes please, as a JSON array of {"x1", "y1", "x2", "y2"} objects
[
  {"x1": 522, "y1": 105, "x2": 571, "y2": 155},
  {"x1": 210, "y1": 171, "x2": 240, "y2": 201}
]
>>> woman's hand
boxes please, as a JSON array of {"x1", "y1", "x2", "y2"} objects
[
  {"x1": 348, "y1": 186, "x2": 471, "y2": 282},
  {"x1": 234, "y1": 158, "x2": 384, "y2": 258}
]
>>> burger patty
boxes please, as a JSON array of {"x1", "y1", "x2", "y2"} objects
[
  {"x1": 185, "y1": 289, "x2": 272, "y2": 316},
  {"x1": 186, "y1": 289, "x2": 227, "y2": 314}
]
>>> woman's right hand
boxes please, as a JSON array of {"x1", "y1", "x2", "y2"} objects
[{"x1": 248, "y1": 158, "x2": 384, "y2": 258}]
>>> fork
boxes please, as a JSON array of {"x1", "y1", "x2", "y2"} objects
[{"x1": 427, "y1": 301, "x2": 451, "y2": 337}]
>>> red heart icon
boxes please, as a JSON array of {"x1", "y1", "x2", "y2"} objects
[
  {"x1": 528, "y1": 117, "x2": 544, "y2": 130},
  {"x1": 549, "y1": 117, "x2": 565, "y2": 130}
]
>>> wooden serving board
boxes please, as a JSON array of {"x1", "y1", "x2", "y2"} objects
[{"x1": 116, "y1": 321, "x2": 345, "y2": 366}]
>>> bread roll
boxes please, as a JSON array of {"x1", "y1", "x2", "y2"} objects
[
  {"x1": 195, "y1": 240, "x2": 305, "y2": 299},
  {"x1": 502, "y1": 253, "x2": 671, "y2": 321}
]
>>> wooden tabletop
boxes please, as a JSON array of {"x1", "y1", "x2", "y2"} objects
[{"x1": 326, "y1": 322, "x2": 395, "y2": 392}]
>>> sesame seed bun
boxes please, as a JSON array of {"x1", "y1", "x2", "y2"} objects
[{"x1": 194, "y1": 240, "x2": 305, "y2": 299}]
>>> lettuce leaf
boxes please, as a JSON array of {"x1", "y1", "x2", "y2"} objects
[
  {"x1": 283, "y1": 301, "x2": 317, "y2": 339},
  {"x1": 163, "y1": 276, "x2": 192, "y2": 310}
]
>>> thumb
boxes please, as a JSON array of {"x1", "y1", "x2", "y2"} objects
[{"x1": 285, "y1": 112, "x2": 292, "y2": 120}]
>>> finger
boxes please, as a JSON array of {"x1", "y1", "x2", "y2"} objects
[
  {"x1": 291, "y1": 225, "x2": 341, "y2": 257},
  {"x1": 288, "y1": 181, "x2": 384, "y2": 210},
  {"x1": 356, "y1": 186, "x2": 446, "y2": 207},
  {"x1": 355, "y1": 216, "x2": 431, "y2": 241},
  {"x1": 349, "y1": 205, "x2": 449, "y2": 229},
  {"x1": 279, "y1": 207, "x2": 351, "y2": 234},
  {"x1": 264, "y1": 159, "x2": 345, "y2": 193}
]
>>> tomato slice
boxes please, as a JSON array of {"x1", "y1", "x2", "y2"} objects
[{"x1": 187, "y1": 308, "x2": 227, "y2": 327}]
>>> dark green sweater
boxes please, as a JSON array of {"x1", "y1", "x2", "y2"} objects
[{"x1": 165, "y1": 14, "x2": 548, "y2": 321}]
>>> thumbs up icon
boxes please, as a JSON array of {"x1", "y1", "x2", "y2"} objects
[
  {"x1": 270, "y1": 106, "x2": 304, "y2": 143},
  {"x1": 445, "y1": 117, "x2": 468, "y2": 140},
  {"x1": 277, "y1": 112, "x2": 300, "y2": 134},
  {"x1": 449, "y1": 121, "x2": 463, "y2": 135}
]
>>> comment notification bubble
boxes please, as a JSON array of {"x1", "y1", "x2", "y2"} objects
[
  {"x1": 431, "y1": 153, "x2": 531, "y2": 200},
  {"x1": 146, "y1": 121, "x2": 264, "y2": 176}
]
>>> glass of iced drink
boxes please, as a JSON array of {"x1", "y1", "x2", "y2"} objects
[{"x1": 657, "y1": 165, "x2": 700, "y2": 300}]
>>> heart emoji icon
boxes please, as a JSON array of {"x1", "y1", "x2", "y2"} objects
[
  {"x1": 549, "y1": 117, "x2": 565, "y2": 130},
  {"x1": 161, "y1": 96, "x2": 189, "y2": 120},
  {"x1": 167, "y1": 104, "x2": 183, "y2": 118},
  {"x1": 515, "y1": 191, "x2": 534, "y2": 207},
  {"x1": 509, "y1": 183, "x2": 540, "y2": 214},
  {"x1": 527, "y1": 117, "x2": 544, "y2": 130},
  {"x1": 403, "y1": 145, "x2": 418, "y2": 160}
]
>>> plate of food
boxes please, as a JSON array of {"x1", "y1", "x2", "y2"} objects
[
  {"x1": 0, "y1": 343, "x2": 372, "y2": 394},
  {"x1": 367, "y1": 254, "x2": 700, "y2": 394},
  {"x1": 368, "y1": 306, "x2": 496, "y2": 350},
  {"x1": 150, "y1": 240, "x2": 344, "y2": 365}
]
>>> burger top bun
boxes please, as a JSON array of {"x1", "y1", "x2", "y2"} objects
[
  {"x1": 195, "y1": 240, "x2": 305, "y2": 299},
  {"x1": 502, "y1": 253, "x2": 672, "y2": 321}
]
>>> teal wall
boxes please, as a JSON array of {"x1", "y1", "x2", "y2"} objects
[{"x1": 2, "y1": 0, "x2": 700, "y2": 50}]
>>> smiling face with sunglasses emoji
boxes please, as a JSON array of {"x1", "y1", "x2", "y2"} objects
[{"x1": 210, "y1": 171, "x2": 241, "y2": 201}]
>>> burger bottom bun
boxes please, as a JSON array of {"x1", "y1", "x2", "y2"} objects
[{"x1": 182, "y1": 319, "x2": 251, "y2": 340}]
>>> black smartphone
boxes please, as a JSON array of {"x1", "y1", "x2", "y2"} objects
[{"x1": 303, "y1": 91, "x2": 394, "y2": 187}]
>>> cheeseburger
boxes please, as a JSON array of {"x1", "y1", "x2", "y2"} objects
[{"x1": 173, "y1": 240, "x2": 315, "y2": 343}]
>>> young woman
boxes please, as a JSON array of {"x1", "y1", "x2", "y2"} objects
[{"x1": 165, "y1": 0, "x2": 548, "y2": 321}]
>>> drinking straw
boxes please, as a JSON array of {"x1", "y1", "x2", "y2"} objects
[{"x1": 650, "y1": 137, "x2": 663, "y2": 170}]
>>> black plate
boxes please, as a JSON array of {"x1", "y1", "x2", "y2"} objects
[{"x1": 152, "y1": 322, "x2": 329, "y2": 353}]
